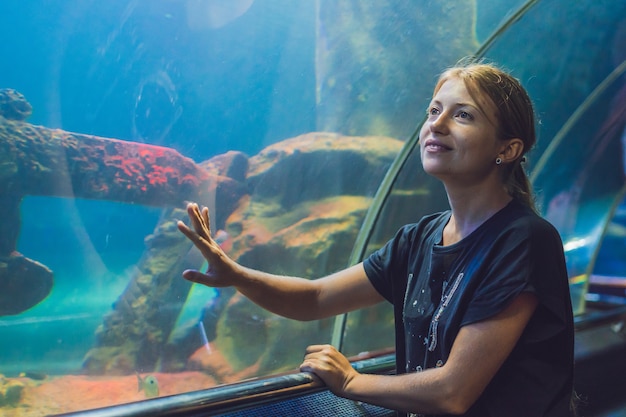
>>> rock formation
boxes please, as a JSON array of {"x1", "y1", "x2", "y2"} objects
[{"x1": 84, "y1": 132, "x2": 403, "y2": 377}]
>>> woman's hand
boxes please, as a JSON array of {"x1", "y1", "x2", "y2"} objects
[
  {"x1": 177, "y1": 202, "x2": 237, "y2": 287},
  {"x1": 300, "y1": 344, "x2": 359, "y2": 395}
]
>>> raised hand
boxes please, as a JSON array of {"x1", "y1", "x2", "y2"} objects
[{"x1": 177, "y1": 202, "x2": 237, "y2": 287}]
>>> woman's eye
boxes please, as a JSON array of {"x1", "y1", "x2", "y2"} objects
[
  {"x1": 458, "y1": 111, "x2": 473, "y2": 120},
  {"x1": 427, "y1": 107, "x2": 440, "y2": 116}
]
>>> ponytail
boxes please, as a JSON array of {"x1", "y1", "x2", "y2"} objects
[{"x1": 506, "y1": 160, "x2": 537, "y2": 213}]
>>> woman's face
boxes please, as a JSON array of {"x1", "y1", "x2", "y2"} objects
[{"x1": 419, "y1": 77, "x2": 503, "y2": 185}]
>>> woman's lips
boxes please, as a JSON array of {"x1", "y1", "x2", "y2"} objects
[{"x1": 424, "y1": 138, "x2": 452, "y2": 151}]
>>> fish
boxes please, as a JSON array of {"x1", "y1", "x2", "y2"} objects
[
  {"x1": 137, "y1": 373, "x2": 159, "y2": 398},
  {"x1": 18, "y1": 371, "x2": 47, "y2": 380}
]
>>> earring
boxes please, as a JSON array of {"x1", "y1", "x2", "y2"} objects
[{"x1": 495, "y1": 157, "x2": 502, "y2": 165}]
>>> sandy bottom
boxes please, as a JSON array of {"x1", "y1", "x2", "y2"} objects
[
  {"x1": 1, "y1": 371, "x2": 220, "y2": 416},
  {"x1": 0, "y1": 341, "x2": 277, "y2": 416}
]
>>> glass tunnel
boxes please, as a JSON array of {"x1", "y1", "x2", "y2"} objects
[{"x1": 0, "y1": 0, "x2": 625, "y2": 416}]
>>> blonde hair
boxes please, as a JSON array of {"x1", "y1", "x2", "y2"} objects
[{"x1": 434, "y1": 60, "x2": 537, "y2": 211}]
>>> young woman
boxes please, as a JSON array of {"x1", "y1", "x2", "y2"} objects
[{"x1": 178, "y1": 62, "x2": 575, "y2": 417}]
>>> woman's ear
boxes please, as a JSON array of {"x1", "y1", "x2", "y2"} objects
[{"x1": 498, "y1": 138, "x2": 524, "y2": 163}]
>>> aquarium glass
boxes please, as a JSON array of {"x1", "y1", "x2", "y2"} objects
[
  {"x1": 0, "y1": 0, "x2": 625, "y2": 415},
  {"x1": 342, "y1": 0, "x2": 626, "y2": 356},
  {"x1": 479, "y1": 0, "x2": 626, "y2": 314}
]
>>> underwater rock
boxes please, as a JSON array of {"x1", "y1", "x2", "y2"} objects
[
  {"x1": 83, "y1": 151, "x2": 249, "y2": 375},
  {"x1": 246, "y1": 132, "x2": 401, "y2": 210},
  {"x1": 84, "y1": 132, "x2": 401, "y2": 377},
  {"x1": 83, "y1": 208, "x2": 199, "y2": 375},
  {"x1": 0, "y1": 253, "x2": 53, "y2": 316},
  {"x1": 197, "y1": 150, "x2": 250, "y2": 230},
  {"x1": 200, "y1": 150, "x2": 249, "y2": 183},
  {"x1": 0, "y1": 376, "x2": 25, "y2": 407},
  {"x1": 206, "y1": 132, "x2": 403, "y2": 375},
  {"x1": 187, "y1": 343, "x2": 234, "y2": 382},
  {"x1": 0, "y1": 88, "x2": 32, "y2": 121}
]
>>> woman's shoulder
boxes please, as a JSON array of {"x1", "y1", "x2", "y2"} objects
[
  {"x1": 508, "y1": 202, "x2": 560, "y2": 233},
  {"x1": 496, "y1": 201, "x2": 564, "y2": 247},
  {"x1": 400, "y1": 210, "x2": 450, "y2": 238}
]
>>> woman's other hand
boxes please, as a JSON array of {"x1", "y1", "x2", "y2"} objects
[{"x1": 300, "y1": 344, "x2": 359, "y2": 395}]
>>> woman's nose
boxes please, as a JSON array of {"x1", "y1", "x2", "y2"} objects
[{"x1": 429, "y1": 113, "x2": 448, "y2": 134}]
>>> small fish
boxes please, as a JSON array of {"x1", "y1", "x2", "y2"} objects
[{"x1": 137, "y1": 373, "x2": 159, "y2": 398}]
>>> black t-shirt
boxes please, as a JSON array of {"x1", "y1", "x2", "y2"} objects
[{"x1": 363, "y1": 200, "x2": 575, "y2": 417}]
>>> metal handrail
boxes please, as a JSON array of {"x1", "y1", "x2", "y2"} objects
[{"x1": 54, "y1": 353, "x2": 396, "y2": 417}]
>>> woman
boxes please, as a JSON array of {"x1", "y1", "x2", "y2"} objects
[{"x1": 178, "y1": 61, "x2": 575, "y2": 417}]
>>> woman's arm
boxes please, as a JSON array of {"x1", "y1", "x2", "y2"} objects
[
  {"x1": 301, "y1": 292, "x2": 538, "y2": 415},
  {"x1": 177, "y1": 202, "x2": 384, "y2": 321}
]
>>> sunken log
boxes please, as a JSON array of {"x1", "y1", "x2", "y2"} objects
[
  {"x1": 0, "y1": 89, "x2": 246, "y2": 317},
  {"x1": 0, "y1": 118, "x2": 209, "y2": 206},
  {"x1": 0, "y1": 88, "x2": 247, "y2": 255}
]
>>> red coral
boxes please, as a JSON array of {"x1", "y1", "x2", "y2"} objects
[
  {"x1": 121, "y1": 158, "x2": 145, "y2": 178},
  {"x1": 91, "y1": 182, "x2": 109, "y2": 194},
  {"x1": 138, "y1": 148, "x2": 156, "y2": 165},
  {"x1": 146, "y1": 166, "x2": 168, "y2": 186},
  {"x1": 182, "y1": 174, "x2": 201, "y2": 186},
  {"x1": 104, "y1": 154, "x2": 125, "y2": 167}
]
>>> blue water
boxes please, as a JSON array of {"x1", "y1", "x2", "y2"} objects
[
  {"x1": 0, "y1": 197, "x2": 158, "y2": 375},
  {"x1": 0, "y1": 0, "x2": 317, "y2": 158},
  {"x1": 0, "y1": 0, "x2": 317, "y2": 375}
]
